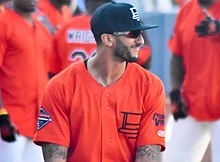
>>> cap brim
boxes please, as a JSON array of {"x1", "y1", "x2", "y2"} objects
[
  {"x1": 138, "y1": 25, "x2": 159, "y2": 30},
  {"x1": 117, "y1": 25, "x2": 158, "y2": 32}
]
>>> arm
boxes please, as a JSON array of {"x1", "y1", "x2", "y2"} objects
[
  {"x1": 170, "y1": 54, "x2": 184, "y2": 90},
  {"x1": 0, "y1": 86, "x2": 16, "y2": 142},
  {"x1": 42, "y1": 143, "x2": 68, "y2": 162},
  {"x1": 170, "y1": 54, "x2": 187, "y2": 121},
  {"x1": 135, "y1": 145, "x2": 161, "y2": 162}
]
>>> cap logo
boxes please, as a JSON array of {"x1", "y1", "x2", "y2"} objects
[{"x1": 130, "y1": 7, "x2": 140, "y2": 21}]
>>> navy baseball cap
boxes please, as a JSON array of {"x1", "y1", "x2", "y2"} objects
[{"x1": 90, "y1": 2, "x2": 158, "y2": 34}]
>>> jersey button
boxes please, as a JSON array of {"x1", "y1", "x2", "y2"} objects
[
  {"x1": 106, "y1": 93, "x2": 111, "y2": 97},
  {"x1": 106, "y1": 106, "x2": 110, "y2": 110},
  {"x1": 107, "y1": 138, "x2": 112, "y2": 143}
]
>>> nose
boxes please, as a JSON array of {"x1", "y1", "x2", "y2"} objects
[{"x1": 135, "y1": 34, "x2": 144, "y2": 45}]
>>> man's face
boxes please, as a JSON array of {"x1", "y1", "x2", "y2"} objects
[
  {"x1": 113, "y1": 34, "x2": 144, "y2": 63},
  {"x1": 14, "y1": 0, "x2": 38, "y2": 12}
]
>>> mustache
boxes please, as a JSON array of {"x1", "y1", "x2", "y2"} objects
[{"x1": 131, "y1": 43, "x2": 144, "y2": 48}]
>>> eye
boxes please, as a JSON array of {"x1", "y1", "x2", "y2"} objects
[
  {"x1": 127, "y1": 30, "x2": 141, "y2": 38},
  {"x1": 112, "y1": 30, "x2": 142, "y2": 38}
]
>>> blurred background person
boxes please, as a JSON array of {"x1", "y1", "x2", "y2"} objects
[
  {"x1": 49, "y1": 0, "x2": 111, "y2": 77},
  {"x1": 0, "y1": 0, "x2": 52, "y2": 161},
  {"x1": 163, "y1": 0, "x2": 220, "y2": 162}
]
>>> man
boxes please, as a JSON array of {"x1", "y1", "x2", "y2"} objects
[
  {"x1": 34, "y1": 2, "x2": 166, "y2": 162},
  {"x1": 0, "y1": 0, "x2": 51, "y2": 161},
  {"x1": 37, "y1": 0, "x2": 72, "y2": 31},
  {"x1": 163, "y1": 0, "x2": 220, "y2": 162},
  {"x1": 49, "y1": 0, "x2": 152, "y2": 77}
]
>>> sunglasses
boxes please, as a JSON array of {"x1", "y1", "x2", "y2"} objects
[{"x1": 112, "y1": 30, "x2": 142, "y2": 38}]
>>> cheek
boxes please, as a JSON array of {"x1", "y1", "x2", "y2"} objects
[
  {"x1": 115, "y1": 45, "x2": 129, "y2": 54},
  {"x1": 118, "y1": 37, "x2": 134, "y2": 46},
  {"x1": 115, "y1": 37, "x2": 134, "y2": 53},
  {"x1": 138, "y1": 36, "x2": 145, "y2": 45}
]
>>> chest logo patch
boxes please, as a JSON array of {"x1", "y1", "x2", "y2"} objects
[{"x1": 118, "y1": 112, "x2": 142, "y2": 139}]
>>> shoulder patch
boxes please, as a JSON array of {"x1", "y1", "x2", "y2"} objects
[{"x1": 37, "y1": 107, "x2": 52, "y2": 130}]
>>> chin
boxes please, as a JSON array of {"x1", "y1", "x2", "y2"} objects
[{"x1": 126, "y1": 57, "x2": 138, "y2": 63}]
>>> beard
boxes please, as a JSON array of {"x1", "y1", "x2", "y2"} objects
[
  {"x1": 198, "y1": 0, "x2": 215, "y2": 7},
  {"x1": 114, "y1": 38, "x2": 138, "y2": 63},
  {"x1": 15, "y1": 2, "x2": 37, "y2": 13}
]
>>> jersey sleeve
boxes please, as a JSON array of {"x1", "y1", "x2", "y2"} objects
[
  {"x1": 34, "y1": 77, "x2": 70, "y2": 147},
  {"x1": 168, "y1": 11, "x2": 184, "y2": 57},
  {"x1": 136, "y1": 76, "x2": 166, "y2": 151}
]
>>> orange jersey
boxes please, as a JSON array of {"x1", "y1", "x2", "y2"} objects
[
  {"x1": 50, "y1": 15, "x2": 96, "y2": 74},
  {"x1": 0, "y1": 10, "x2": 51, "y2": 137},
  {"x1": 38, "y1": 0, "x2": 72, "y2": 29},
  {"x1": 169, "y1": 0, "x2": 220, "y2": 121},
  {"x1": 34, "y1": 61, "x2": 166, "y2": 161}
]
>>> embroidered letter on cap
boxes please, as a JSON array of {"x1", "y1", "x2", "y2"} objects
[{"x1": 130, "y1": 7, "x2": 140, "y2": 21}]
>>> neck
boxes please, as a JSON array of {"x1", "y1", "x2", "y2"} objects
[
  {"x1": 14, "y1": 8, "x2": 34, "y2": 25},
  {"x1": 87, "y1": 51, "x2": 127, "y2": 87},
  {"x1": 50, "y1": 0, "x2": 62, "y2": 11}
]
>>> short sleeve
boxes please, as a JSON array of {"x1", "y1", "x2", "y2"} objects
[
  {"x1": 168, "y1": 11, "x2": 184, "y2": 56},
  {"x1": 34, "y1": 77, "x2": 70, "y2": 147},
  {"x1": 136, "y1": 77, "x2": 166, "y2": 151}
]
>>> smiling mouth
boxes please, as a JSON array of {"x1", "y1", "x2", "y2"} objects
[{"x1": 131, "y1": 46, "x2": 140, "y2": 51}]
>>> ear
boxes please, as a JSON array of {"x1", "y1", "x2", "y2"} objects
[{"x1": 101, "y1": 34, "x2": 114, "y2": 47}]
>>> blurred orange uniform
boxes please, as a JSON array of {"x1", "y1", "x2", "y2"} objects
[
  {"x1": 50, "y1": 15, "x2": 96, "y2": 74},
  {"x1": 169, "y1": 0, "x2": 220, "y2": 121},
  {"x1": 0, "y1": 9, "x2": 51, "y2": 137},
  {"x1": 38, "y1": 0, "x2": 72, "y2": 30}
]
